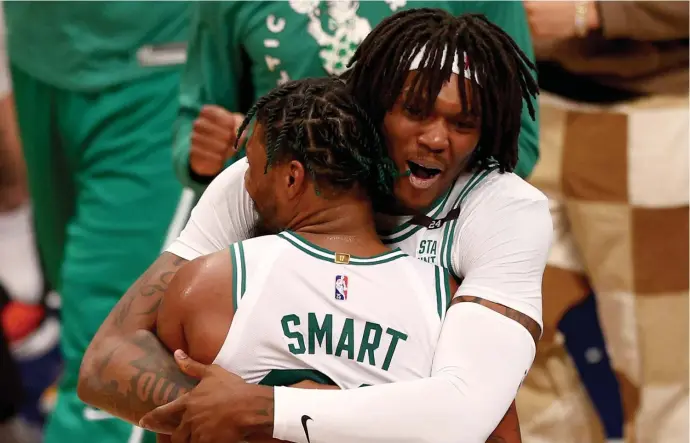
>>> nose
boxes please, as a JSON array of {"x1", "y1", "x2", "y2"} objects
[{"x1": 417, "y1": 118, "x2": 449, "y2": 153}]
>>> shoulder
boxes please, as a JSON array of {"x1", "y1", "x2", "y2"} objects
[
  {"x1": 451, "y1": 170, "x2": 552, "y2": 275},
  {"x1": 232, "y1": 235, "x2": 287, "y2": 264},
  {"x1": 187, "y1": 158, "x2": 250, "y2": 220},
  {"x1": 459, "y1": 170, "x2": 549, "y2": 228}
]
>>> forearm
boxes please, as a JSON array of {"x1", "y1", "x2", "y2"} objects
[
  {"x1": 77, "y1": 329, "x2": 197, "y2": 425},
  {"x1": 0, "y1": 94, "x2": 27, "y2": 211},
  {"x1": 258, "y1": 305, "x2": 536, "y2": 443},
  {"x1": 78, "y1": 252, "x2": 191, "y2": 423}
]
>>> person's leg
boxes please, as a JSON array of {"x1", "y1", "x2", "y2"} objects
[
  {"x1": 517, "y1": 92, "x2": 610, "y2": 443},
  {"x1": 42, "y1": 70, "x2": 193, "y2": 443},
  {"x1": 559, "y1": 96, "x2": 689, "y2": 443},
  {"x1": 559, "y1": 293, "x2": 624, "y2": 441},
  {"x1": 9, "y1": 65, "x2": 72, "y2": 297}
]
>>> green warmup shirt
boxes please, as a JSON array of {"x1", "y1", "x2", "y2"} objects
[
  {"x1": 3, "y1": 1, "x2": 190, "y2": 90},
  {"x1": 174, "y1": 1, "x2": 539, "y2": 193}
]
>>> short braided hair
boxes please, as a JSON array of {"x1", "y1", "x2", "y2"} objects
[
  {"x1": 235, "y1": 77, "x2": 398, "y2": 200},
  {"x1": 344, "y1": 10, "x2": 539, "y2": 174}
]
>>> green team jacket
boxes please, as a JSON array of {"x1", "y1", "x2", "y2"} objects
[
  {"x1": 4, "y1": 1, "x2": 190, "y2": 91},
  {"x1": 175, "y1": 1, "x2": 540, "y2": 193}
]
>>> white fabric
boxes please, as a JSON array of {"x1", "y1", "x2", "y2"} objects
[
  {"x1": 166, "y1": 158, "x2": 256, "y2": 260},
  {"x1": 0, "y1": 204, "x2": 44, "y2": 304},
  {"x1": 273, "y1": 302, "x2": 537, "y2": 443},
  {"x1": 213, "y1": 234, "x2": 448, "y2": 389},
  {"x1": 408, "y1": 45, "x2": 478, "y2": 83},
  {"x1": 451, "y1": 172, "x2": 551, "y2": 329}
]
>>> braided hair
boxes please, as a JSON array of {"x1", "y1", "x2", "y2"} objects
[
  {"x1": 344, "y1": 10, "x2": 539, "y2": 174},
  {"x1": 235, "y1": 77, "x2": 398, "y2": 200}
]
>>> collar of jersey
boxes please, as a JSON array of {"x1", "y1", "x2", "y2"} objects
[{"x1": 277, "y1": 231, "x2": 407, "y2": 265}]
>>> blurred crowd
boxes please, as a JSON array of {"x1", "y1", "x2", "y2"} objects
[{"x1": 0, "y1": 2, "x2": 687, "y2": 443}]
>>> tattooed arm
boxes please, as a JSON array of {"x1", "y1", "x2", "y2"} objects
[
  {"x1": 77, "y1": 252, "x2": 193, "y2": 424},
  {"x1": 77, "y1": 250, "x2": 236, "y2": 425}
]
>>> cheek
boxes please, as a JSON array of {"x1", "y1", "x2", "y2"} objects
[
  {"x1": 450, "y1": 131, "x2": 481, "y2": 160},
  {"x1": 383, "y1": 115, "x2": 416, "y2": 160}
]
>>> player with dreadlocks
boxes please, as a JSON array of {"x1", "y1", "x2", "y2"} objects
[
  {"x1": 83, "y1": 10, "x2": 551, "y2": 443},
  {"x1": 78, "y1": 74, "x2": 504, "y2": 441}
]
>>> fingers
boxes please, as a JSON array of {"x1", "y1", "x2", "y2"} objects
[
  {"x1": 171, "y1": 418, "x2": 192, "y2": 443},
  {"x1": 174, "y1": 350, "x2": 209, "y2": 378},
  {"x1": 190, "y1": 107, "x2": 245, "y2": 176},
  {"x1": 139, "y1": 394, "x2": 188, "y2": 434}
]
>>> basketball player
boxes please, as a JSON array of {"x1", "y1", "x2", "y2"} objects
[
  {"x1": 81, "y1": 11, "x2": 550, "y2": 442},
  {"x1": 78, "y1": 76, "x2": 519, "y2": 443},
  {"x1": 174, "y1": 0, "x2": 539, "y2": 192}
]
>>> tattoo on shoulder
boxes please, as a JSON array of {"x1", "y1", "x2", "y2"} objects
[
  {"x1": 113, "y1": 256, "x2": 187, "y2": 329},
  {"x1": 449, "y1": 296, "x2": 541, "y2": 345}
]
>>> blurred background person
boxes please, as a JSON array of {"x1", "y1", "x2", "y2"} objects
[
  {"x1": 2, "y1": 2, "x2": 194, "y2": 443},
  {"x1": 0, "y1": 2, "x2": 47, "y2": 441},
  {"x1": 519, "y1": 1, "x2": 689, "y2": 443}
]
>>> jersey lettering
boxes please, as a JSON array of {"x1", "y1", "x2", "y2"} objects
[
  {"x1": 417, "y1": 239, "x2": 438, "y2": 263},
  {"x1": 281, "y1": 313, "x2": 408, "y2": 371}
]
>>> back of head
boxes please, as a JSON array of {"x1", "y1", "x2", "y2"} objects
[
  {"x1": 236, "y1": 77, "x2": 397, "y2": 202},
  {"x1": 343, "y1": 9, "x2": 539, "y2": 174}
]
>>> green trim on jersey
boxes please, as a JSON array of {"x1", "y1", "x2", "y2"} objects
[
  {"x1": 278, "y1": 231, "x2": 407, "y2": 265},
  {"x1": 378, "y1": 187, "x2": 453, "y2": 237},
  {"x1": 259, "y1": 369, "x2": 337, "y2": 387},
  {"x1": 434, "y1": 266, "x2": 453, "y2": 319},
  {"x1": 439, "y1": 166, "x2": 498, "y2": 276},
  {"x1": 381, "y1": 165, "x2": 495, "y2": 246},
  {"x1": 229, "y1": 242, "x2": 247, "y2": 310}
]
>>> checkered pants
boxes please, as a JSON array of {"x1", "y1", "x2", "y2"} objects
[{"x1": 517, "y1": 92, "x2": 689, "y2": 443}]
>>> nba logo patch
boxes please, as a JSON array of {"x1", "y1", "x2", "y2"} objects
[{"x1": 335, "y1": 275, "x2": 348, "y2": 301}]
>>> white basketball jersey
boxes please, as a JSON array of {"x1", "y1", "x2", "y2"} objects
[
  {"x1": 377, "y1": 165, "x2": 499, "y2": 275},
  {"x1": 212, "y1": 231, "x2": 453, "y2": 389}
]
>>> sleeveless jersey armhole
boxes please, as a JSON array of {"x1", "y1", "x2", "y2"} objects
[{"x1": 229, "y1": 241, "x2": 247, "y2": 312}]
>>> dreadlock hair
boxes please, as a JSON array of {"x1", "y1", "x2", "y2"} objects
[
  {"x1": 344, "y1": 10, "x2": 539, "y2": 174},
  {"x1": 234, "y1": 77, "x2": 398, "y2": 202}
]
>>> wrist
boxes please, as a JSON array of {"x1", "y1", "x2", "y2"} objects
[
  {"x1": 574, "y1": 1, "x2": 599, "y2": 37},
  {"x1": 238, "y1": 384, "x2": 276, "y2": 437}
]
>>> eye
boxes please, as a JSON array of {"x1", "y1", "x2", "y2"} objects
[
  {"x1": 402, "y1": 104, "x2": 425, "y2": 120},
  {"x1": 451, "y1": 116, "x2": 479, "y2": 132}
]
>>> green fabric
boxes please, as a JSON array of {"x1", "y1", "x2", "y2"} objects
[
  {"x1": 11, "y1": 66, "x2": 183, "y2": 443},
  {"x1": 44, "y1": 389, "x2": 156, "y2": 443},
  {"x1": 4, "y1": 1, "x2": 190, "y2": 91},
  {"x1": 173, "y1": 1, "x2": 539, "y2": 192}
]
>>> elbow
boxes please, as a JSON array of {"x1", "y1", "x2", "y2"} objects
[
  {"x1": 76, "y1": 340, "x2": 100, "y2": 405},
  {"x1": 76, "y1": 333, "x2": 114, "y2": 407}
]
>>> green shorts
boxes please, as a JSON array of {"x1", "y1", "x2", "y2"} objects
[{"x1": 11, "y1": 65, "x2": 190, "y2": 443}]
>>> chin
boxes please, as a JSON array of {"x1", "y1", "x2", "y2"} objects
[{"x1": 394, "y1": 182, "x2": 442, "y2": 213}]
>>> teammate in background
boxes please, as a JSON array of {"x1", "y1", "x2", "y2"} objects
[
  {"x1": 173, "y1": 0, "x2": 539, "y2": 193},
  {"x1": 3, "y1": 3, "x2": 193, "y2": 443},
  {"x1": 80, "y1": 76, "x2": 521, "y2": 443},
  {"x1": 81, "y1": 11, "x2": 549, "y2": 443}
]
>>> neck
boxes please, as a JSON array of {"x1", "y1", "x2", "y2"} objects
[{"x1": 285, "y1": 197, "x2": 389, "y2": 257}]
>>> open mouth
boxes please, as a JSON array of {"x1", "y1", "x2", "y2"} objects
[{"x1": 407, "y1": 160, "x2": 443, "y2": 189}]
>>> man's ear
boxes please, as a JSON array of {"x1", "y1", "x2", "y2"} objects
[{"x1": 285, "y1": 160, "x2": 307, "y2": 200}]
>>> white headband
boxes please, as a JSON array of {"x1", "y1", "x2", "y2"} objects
[{"x1": 408, "y1": 45, "x2": 479, "y2": 84}]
